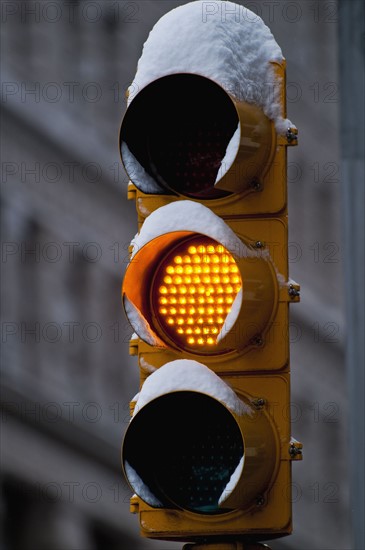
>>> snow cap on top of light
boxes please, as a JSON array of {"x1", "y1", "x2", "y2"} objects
[
  {"x1": 130, "y1": 200, "x2": 255, "y2": 260},
  {"x1": 129, "y1": 0, "x2": 292, "y2": 133},
  {"x1": 132, "y1": 359, "x2": 252, "y2": 417}
]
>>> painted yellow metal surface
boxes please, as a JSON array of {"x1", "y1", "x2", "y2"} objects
[{"x1": 120, "y1": 53, "x2": 301, "y2": 543}]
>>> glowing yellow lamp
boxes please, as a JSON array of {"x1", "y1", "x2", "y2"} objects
[{"x1": 152, "y1": 237, "x2": 242, "y2": 352}]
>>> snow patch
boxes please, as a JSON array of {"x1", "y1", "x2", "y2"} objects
[
  {"x1": 124, "y1": 462, "x2": 163, "y2": 508},
  {"x1": 218, "y1": 456, "x2": 244, "y2": 506},
  {"x1": 136, "y1": 198, "x2": 152, "y2": 217},
  {"x1": 217, "y1": 288, "x2": 242, "y2": 343},
  {"x1": 133, "y1": 360, "x2": 252, "y2": 418},
  {"x1": 130, "y1": 201, "x2": 255, "y2": 260},
  {"x1": 121, "y1": 142, "x2": 160, "y2": 194},
  {"x1": 215, "y1": 123, "x2": 240, "y2": 183},
  {"x1": 128, "y1": 0, "x2": 293, "y2": 133},
  {"x1": 123, "y1": 295, "x2": 166, "y2": 347},
  {"x1": 277, "y1": 272, "x2": 287, "y2": 288},
  {"x1": 140, "y1": 357, "x2": 157, "y2": 374}
]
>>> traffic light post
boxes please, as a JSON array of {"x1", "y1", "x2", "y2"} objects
[{"x1": 119, "y1": 3, "x2": 302, "y2": 548}]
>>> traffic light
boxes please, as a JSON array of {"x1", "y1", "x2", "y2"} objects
[{"x1": 119, "y1": 1, "x2": 302, "y2": 546}]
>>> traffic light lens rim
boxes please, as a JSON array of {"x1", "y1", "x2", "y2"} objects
[
  {"x1": 122, "y1": 390, "x2": 245, "y2": 515},
  {"x1": 119, "y1": 73, "x2": 239, "y2": 199}
]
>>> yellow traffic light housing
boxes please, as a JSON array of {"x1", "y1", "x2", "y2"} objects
[
  {"x1": 119, "y1": 1, "x2": 302, "y2": 546},
  {"x1": 123, "y1": 361, "x2": 278, "y2": 514},
  {"x1": 122, "y1": 201, "x2": 278, "y2": 357},
  {"x1": 120, "y1": 74, "x2": 275, "y2": 199}
]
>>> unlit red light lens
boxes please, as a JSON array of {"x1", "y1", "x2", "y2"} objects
[{"x1": 154, "y1": 238, "x2": 242, "y2": 351}]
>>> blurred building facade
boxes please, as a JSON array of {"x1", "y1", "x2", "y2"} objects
[{"x1": 1, "y1": 1, "x2": 352, "y2": 549}]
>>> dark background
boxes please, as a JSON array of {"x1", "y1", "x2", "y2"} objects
[{"x1": 1, "y1": 1, "x2": 363, "y2": 549}]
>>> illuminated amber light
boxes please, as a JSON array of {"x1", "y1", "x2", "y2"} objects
[{"x1": 154, "y1": 238, "x2": 242, "y2": 351}]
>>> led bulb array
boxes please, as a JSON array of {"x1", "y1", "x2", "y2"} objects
[{"x1": 154, "y1": 239, "x2": 242, "y2": 350}]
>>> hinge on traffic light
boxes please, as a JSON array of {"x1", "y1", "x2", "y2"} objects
[
  {"x1": 288, "y1": 280, "x2": 301, "y2": 301},
  {"x1": 277, "y1": 127, "x2": 298, "y2": 146},
  {"x1": 286, "y1": 127, "x2": 298, "y2": 145},
  {"x1": 289, "y1": 438, "x2": 303, "y2": 460},
  {"x1": 280, "y1": 280, "x2": 300, "y2": 302}
]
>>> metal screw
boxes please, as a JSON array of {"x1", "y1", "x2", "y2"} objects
[
  {"x1": 250, "y1": 179, "x2": 262, "y2": 191},
  {"x1": 286, "y1": 127, "x2": 298, "y2": 143},
  {"x1": 289, "y1": 443, "x2": 302, "y2": 457},
  {"x1": 252, "y1": 398, "x2": 266, "y2": 410},
  {"x1": 288, "y1": 284, "x2": 300, "y2": 298},
  {"x1": 254, "y1": 241, "x2": 264, "y2": 249},
  {"x1": 252, "y1": 335, "x2": 263, "y2": 346},
  {"x1": 256, "y1": 496, "x2": 265, "y2": 506}
]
